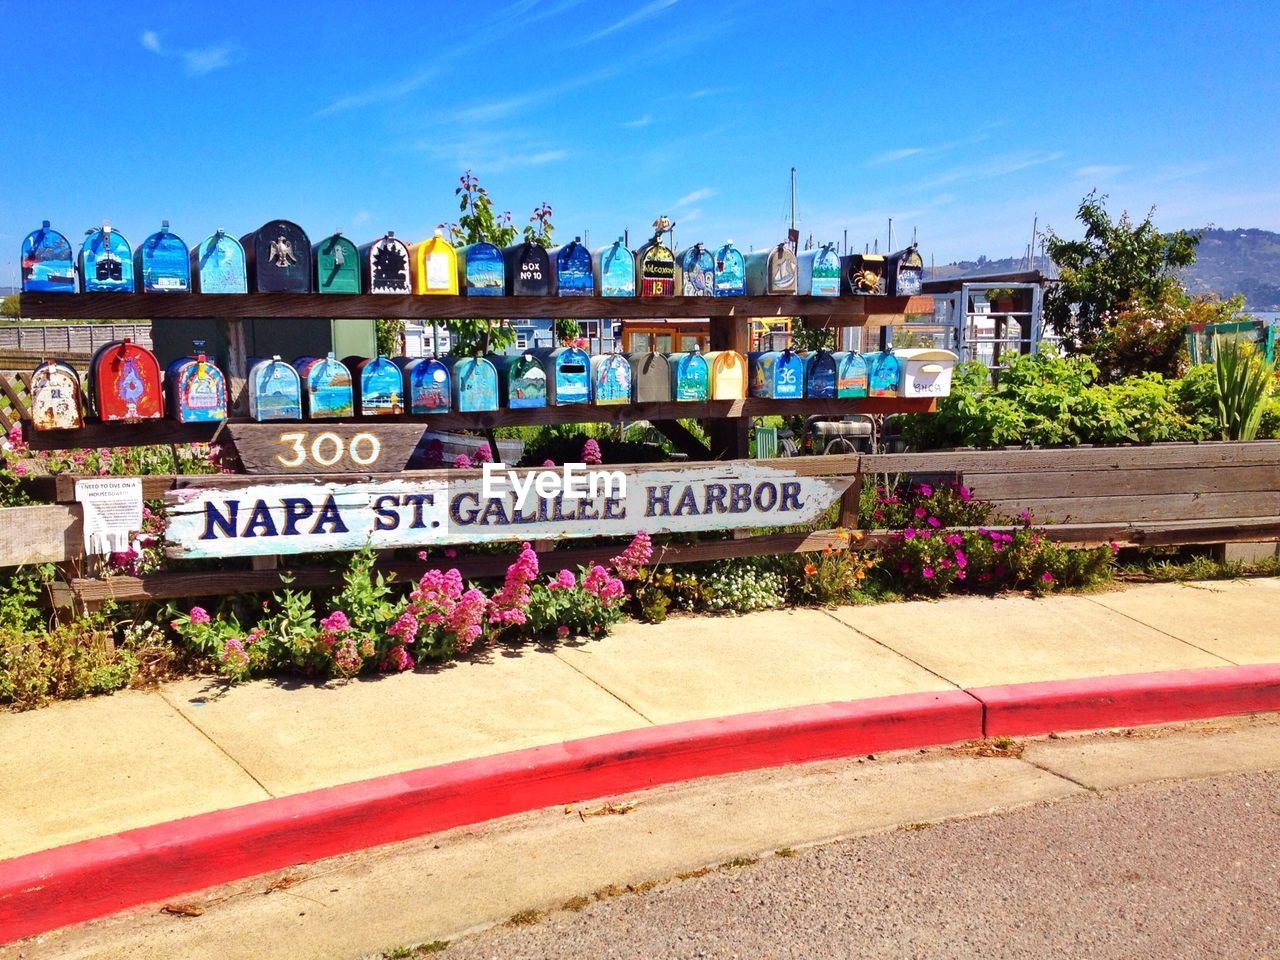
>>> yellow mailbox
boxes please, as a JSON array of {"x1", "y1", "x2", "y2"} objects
[
  {"x1": 409, "y1": 230, "x2": 459, "y2": 295},
  {"x1": 705, "y1": 349, "x2": 747, "y2": 399}
]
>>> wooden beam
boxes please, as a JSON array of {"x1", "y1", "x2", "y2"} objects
[
  {"x1": 651, "y1": 419, "x2": 713, "y2": 460},
  {"x1": 862, "y1": 441, "x2": 1280, "y2": 475},
  {"x1": 0, "y1": 504, "x2": 83, "y2": 566}
]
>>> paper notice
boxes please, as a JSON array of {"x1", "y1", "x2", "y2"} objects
[
  {"x1": 76, "y1": 477, "x2": 143, "y2": 555},
  {"x1": 426, "y1": 253, "x2": 449, "y2": 290}
]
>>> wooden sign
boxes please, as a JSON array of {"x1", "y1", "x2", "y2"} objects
[
  {"x1": 164, "y1": 460, "x2": 855, "y2": 558},
  {"x1": 223, "y1": 422, "x2": 428, "y2": 474}
]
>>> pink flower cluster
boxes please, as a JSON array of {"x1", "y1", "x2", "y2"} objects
[
  {"x1": 220, "y1": 637, "x2": 249, "y2": 673},
  {"x1": 452, "y1": 443, "x2": 494, "y2": 470},
  {"x1": 582, "y1": 564, "x2": 626, "y2": 604},
  {"x1": 581, "y1": 438, "x2": 603, "y2": 465},
  {"x1": 406, "y1": 566, "x2": 487, "y2": 653},
  {"x1": 489, "y1": 542, "x2": 538, "y2": 626},
  {"x1": 547, "y1": 569, "x2": 576, "y2": 590},
  {"x1": 610, "y1": 531, "x2": 653, "y2": 579}
]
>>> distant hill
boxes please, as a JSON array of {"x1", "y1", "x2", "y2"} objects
[{"x1": 934, "y1": 227, "x2": 1280, "y2": 312}]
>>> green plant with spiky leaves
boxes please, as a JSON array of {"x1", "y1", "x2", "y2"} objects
[{"x1": 1213, "y1": 334, "x2": 1275, "y2": 441}]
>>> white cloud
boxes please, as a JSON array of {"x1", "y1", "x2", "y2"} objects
[
  {"x1": 139, "y1": 30, "x2": 163, "y2": 54},
  {"x1": 315, "y1": 67, "x2": 440, "y2": 118},
  {"x1": 673, "y1": 188, "x2": 715, "y2": 208},
  {"x1": 866, "y1": 147, "x2": 926, "y2": 165},
  {"x1": 1074, "y1": 164, "x2": 1131, "y2": 180},
  {"x1": 623, "y1": 115, "x2": 653, "y2": 128},
  {"x1": 183, "y1": 45, "x2": 235, "y2": 76},
  {"x1": 578, "y1": 0, "x2": 677, "y2": 45}
]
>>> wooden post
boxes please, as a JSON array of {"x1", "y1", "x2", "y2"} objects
[
  {"x1": 839, "y1": 459, "x2": 864, "y2": 531},
  {"x1": 223, "y1": 318, "x2": 250, "y2": 416}
]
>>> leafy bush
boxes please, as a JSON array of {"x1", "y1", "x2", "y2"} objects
[{"x1": 1214, "y1": 335, "x2": 1275, "y2": 441}]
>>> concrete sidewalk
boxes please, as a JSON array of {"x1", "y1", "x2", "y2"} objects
[{"x1": 3, "y1": 578, "x2": 1278, "y2": 863}]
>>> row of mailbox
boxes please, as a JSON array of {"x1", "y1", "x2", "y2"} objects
[
  {"x1": 20, "y1": 220, "x2": 925, "y2": 297},
  {"x1": 27, "y1": 341, "x2": 957, "y2": 431}
]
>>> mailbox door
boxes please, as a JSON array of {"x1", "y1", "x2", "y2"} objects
[
  {"x1": 776, "y1": 352, "x2": 805, "y2": 398},
  {"x1": 171, "y1": 358, "x2": 227, "y2": 423},
  {"x1": 21, "y1": 223, "x2": 76, "y2": 293},
  {"x1": 502, "y1": 354, "x2": 548, "y2": 408},
  {"x1": 889, "y1": 249, "x2": 924, "y2": 296},
  {"x1": 591, "y1": 354, "x2": 631, "y2": 405},
  {"x1": 458, "y1": 242, "x2": 504, "y2": 296},
  {"x1": 805, "y1": 351, "x2": 837, "y2": 398},
  {"x1": 361, "y1": 235, "x2": 411, "y2": 294},
  {"x1": 841, "y1": 254, "x2": 886, "y2": 295},
  {"x1": 407, "y1": 358, "x2": 451, "y2": 414},
  {"x1": 243, "y1": 220, "x2": 312, "y2": 292},
  {"x1": 706, "y1": 351, "x2": 746, "y2": 399},
  {"x1": 315, "y1": 234, "x2": 361, "y2": 293},
  {"x1": 636, "y1": 241, "x2": 675, "y2": 297},
  {"x1": 671, "y1": 353, "x2": 709, "y2": 401},
  {"x1": 358, "y1": 357, "x2": 404, "y2": 415},
  {"x1": 29, "y1": 361, "x2": 84, "y2": 430},
  {"x1": 677, "y1": 246, "x2": 715, "y2": 296},
  {"x1": 799, "y1": 246, "x2": 840, "y2": 297},
  {"x1": 713, "y1": 244, "x2": 745, "y2": 297},
  {"x1": 628, "y1": 352, "x2": 671, "y2": 402},
  {"x1": 91, "y1": 341, "x2": 163, "y2": 421},
  {"x1": 411, "y1": 233, "x2": 459, "y2": 294},
  {"x1": 455, "y1": 358, "x2": 499, "y2": 412},
  {"x1": 593, "y1": 241, "x2": 635, "y2": 297},
  {"x1": 248, "y1": 360, "x2": 303, "y2": 421},
  {"x1": 192, "y1": 233, "x2": 248, "y2": 293},
  {"x1": 137, "y1": 226, "x2": 191, "y2": 293},
  {"x1": 81, "y1": 228, "x2": 135, "y2": 292},
  {"x1": 504, "y1": 242, "x2": 551, "y2": 295},
  {"x1": 834, "y1": 352, "x2": 868, "y2": 398},
  {"x1": 551, "y1": 347, "x2": 590, "y2": 405},
  {"x1": 865, "y1": 352, "x2": 901, "y2": 397},
  {"x1": 305, "y1": 356, "x2": 355, "y2": 418},
  {"x1": 552, "y1": 241, "x2": 594, "y2": 296},
  {"x1": 767, "y1": 246, "x2": 798, "y2": 294}
]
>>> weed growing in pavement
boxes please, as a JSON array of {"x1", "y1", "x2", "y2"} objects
[
  {"x1": 720, "y1": 855, "x2": 760, "y2": 870},
  {"x1": 1121, "y1": 549, "x2": 1280, "y2": 582},
  {"x1": 775, "y1": 847, "x2": 797, "y2": 858},
  {"x1": 506, "y1": 908, "x2": 543, "y2": 926},
  {"x1": 383, "y1": 942, "x2": 448, "y2": 959},
  {"x1": 562, "y1": 895, "x2": 591, "y2": 911}
]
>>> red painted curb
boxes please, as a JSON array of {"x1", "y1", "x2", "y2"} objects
[
  {"x1": 972, "y1": 663, "x2": 1280, "y2": 736},
  {"x1": 0, "y1": 689, "x2": 978, "y2": 945}
]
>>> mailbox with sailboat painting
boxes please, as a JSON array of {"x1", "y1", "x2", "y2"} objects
[
  {"x1": 166, "y1": 348, "x2": 227, "y2": 423},
  {"x1": 676, "y1": 243, "x2": 715, "y2": 296},
  {"x1": 841, "y1": 252, "x2": 885, "y2": 295},
  {"x1": 713, "y1": 242, "x2": 745, "y2": 296},
  {"x1": 886, "y1": 244, "x2": 924, "y2": 296},
  {"x1": 28, "y1": 359, "x2": 84, "y2": 431},
  {"x1": 798, "y1": 243, "x2": 841, "y2": 297},
  {"x1": 503, "y1": 240, "x2": 552, "y2": 295},
  {"x1": 749, "y1": 349, "x2": 804, "y2": 399},
  {"x1": 550, "y1": 237, "x2": 594, "y2": 296},
  {"x1": 628, "y1": 351, "x2": 671, "y2": 402},
  {"x1": 864, "y1": 350, "x2": 902, "y2": 398},
  {"x1": 348, "y1": 355, "x2": 403, "y2": 416},
  {"x1": 495, "y1": 353, "x2": 548, "y2": 408},
  {"x1": 359, "y1": 232, "x2": 412, "y2": 294},
  {"x1": 636, "y1": 236, "x2": 676, "y2": 297},
  {"x1": 534, "y1": 346, "x2": 591, "y2": 405},
  {"x1": 744, "y1": 243, "x2": 798, "y2": 296},
  {"x1": 669, "y1": 349, "x2": 709, "y2": 401},
  {"x1": 592, "y1": 238, "x2": 635, "y2": 297},
  {"x1": 833, "y1": 351, "x2": 869, "y2": 398},
  {"x1": 88, "y1": 339, "x2": 164, "y2": 421},
  {"x1": 242, "y1": 220, "x2": 312, "y2": 292},
  {"x1": 705, "y1": 350, "x2": 747, "y2": 399},
  {"x1": 804, "y1": 349, "x2": 838, "y2": 398},
  {"x1": 399, "y1": 357, "x2": 451, "y2": 414},
  {"x1": 312, "y1": 232, "x2": 360, "y2": 293},
  {"x1": 191, "y1": 230, "x2": 248, "y2": 293},
  {"x1": 410, "y1": 231, "x2": 459, "y2": 295},
  {"x1": 21, "y1": 222, "x2": 76, "y2": 293},
  {"x1": 247, "y1": 356, "x2": 303, "y2": 421},
  {"x1": 136, "y1": 221, "x2": 190, "y2": 293},
  {"x1": 80, "y1": 223, "x2": 134, "y2": 292},
  {"x1": 591, "y1": 352, "x2": 632, "y2": 405},
  {"x1": 447, "y1": 356, "x2": 499, "y2": 412},
  {"x1": 297, "y1": 353, "x2": 354, "y2": 418},
  {"x1": 456, "y1": 242, "x2": 505, "y2": 296}
]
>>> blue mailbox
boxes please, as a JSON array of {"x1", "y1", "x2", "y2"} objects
[
  {"x1": 494, "y1": 352, "x2": 548, "y2": 408},
  {"x1": 593, "y1": 238, "x2": 635, "y2": 297},
  {"x1": 297, "y1": 353, "x2": 355, "y2": 418},
  {"x1": 550, "y1": 237, "x2": 594, "y2": 296},
  {"x1": 456, "y1": 242, "x2": 505, "y2": 296},
  {"x1": 713, "y1": 242, "x2": 745, "y2": 296},
  {"x1": 136, "y1": 221, "x2": 191, "y2": 293},
  {"x1": 447, "y1": 356, "x2": 499, "y2": 412},
  {"x1": 864, "y1": 351, "x2": 902, "y2": 397},
  {"x1": 749, "y1": 349, "x2": 805, "y2": 399},
  {"x1": 346, "y1": 355, "x2": 404, "y2": 416},
  {"x1": 677, "y1": 243, "x2": 715, "y2": 296},
  {"x1": 669, "y1": 349, "x2": 709, "y2": 401},
  {"x1": 248, "y1": 356, "x2": 302, "y2": 422},
  {"x1": 21, "y1": 221, "x2": 76, "y2": 293},
  {"x1": 80, "y1": 222, "x2": 134, "y2": 292},
  {"x1": 191, "y1": 230, "x2": 248, "y2": 293},
  {"x1": 833, "y1": 351, "x2": 869, "y2": 398},
  {"x1": 534, "y1": 346, "x2": 591, "y2": 405},
  {"x1": 804, "y1": 350, "x2": 838, "y2": 398}
]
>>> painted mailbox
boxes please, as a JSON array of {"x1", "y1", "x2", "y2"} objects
[
  {"x1": 635, "y1": 237, "x2": 675, "y2": 297},
  {"x1": 668, "y1": 349, "x2": 709, "y2": 401},
  {"x1": 399, "y1": 357, "x2": 451, "y2": 414},
  {"x1": 749, "y1": 349, "x2": 805, "y2": 399},
  {"x1": 348, "y1": 355, "x2": 403, "y2": 415},
  {"x1": 360, "y1": 232, "x2": 412, "y2": 294},
  {"x1": 713, "y1": 242, "x2": 746, "y2": 297},
  {"x1": 864, "y1": 351, "x2": 902, "y2": 398},
  {"x1": 21, "y1": 221, "x2": 76, "y2": 293},
  {"x1": 242, "y1": 220, "x2": 312, "y2": 292},
  {"x1": 704, "y1": 350, "x2": 747, "y2": 399},
  {"x1": 166, "y1": 350, "x2": 227, "y2": 423},
  {"x1": 628, "y1": 351, "x2": 672, "y2": 402},
  {"x1": 192, "y1": 230, "x2": 248, "y2": 294},
  {"x1": 804, "y1": 349, "x2": 838, "y2": 399},
  {"x1": 88, "y1": 339, "x2": 164, "y2": 421},
  {"x1": 744, "y1": 243, "x2": 798, "y2": 296},
  {"x1": 840, "y1": 252, "x2": 886, "y2": 295},
  {"x1": 298, "y1": 353, "x2": 354, "y2": 418},
  {"x1": 503, "y1": 240, "x2": 552, "y2": 296},
  {"x1": 456, "y1": 242, "x2": 505, "y2": 296},
  {"x1": 314, "y1": 232, "x2": 361, "y2": 294},
  {"x1": 590, "y1": 352, "x2": 632, "y2": 405},
  {"x1": 136, "y1": 221, "x2": 190, "y2": 293},
  {"x1": 495, "y1": 353, "x2": 548, "y2": 408},
  {"x1": 676, "y1": 243, "x2": 715, "y2": 296},
  {"x1": 886, "y1": 244, "x2": 924, "y2": 296},
  {"x1": 410, "y1": 231, "x2": 459, "y2": 295},
  {"x1": 550, "y1": 237, "x2": 594, "y2": 296},
  {"x1": 833, "y1": 351, "x2": 869, "y2": 398},
  {"x1": 798, "y1": 243, "x2": 841, "y2": 297},
  {"x1": 80, "y1": 223, "x2": 134, "y2": 292},
  {"x1": 592, "y1": 238, "x2": 635, "y2": 297},
  {"x1": 447, "y1": 356, "x2": 499, "y2": 412},
  {"x1": 894, "y1": 348, "x2": 958, "y2": 398},
  {"x1": 247, "y1": 356, "x2": 303, "y2": 421},
  {"x1": 28, "y1": 359, "x2": 84, "y2": 431},
  {"x1": 534, "y1": 346, "x2": 591, "y2": 405}
]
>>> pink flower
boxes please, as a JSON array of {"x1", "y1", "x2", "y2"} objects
[
  {"x1": 13, "y1": 462, "x2": 27, "y2": 476},
  {"x1": 472, "y1": 442, "x2": 493, "y2": 464},
  {"x1": 556, "y1": 625, "x2": 570, "y2": 639},
  {"x1": 453, "y1": 454, "x2": 472, "y2": 469},
  {"x1": 189, "y1": 606, "x2": 211, "y2": 624},
  {"x1": 610, "y1": 531, "x2": 652, "y2": 579},
  {"x1": 917, "y1": 483, "x2": 933, "y2": 496},
  {"x1": 220, "y1": 637, "x2": 249, "y2": 674},
  {"x1": 444, "y1": 548, "x2": 458, "y2": 558},
  {"x1": 489, "y1": 543, "x2": 539, "y2": 627},
  {"x1": 902, "y1": 528, "x2": 916, "y2": 540},
  {"x1": 1040, "y1": 571, "x2": 1055, "y2": 583},
  {"x1": 547, "y1": 569, "x2": 576, "y2": 590},
  {"x1": 913, "y1": 507, "x2": 927, "y2": 518},
  {"x1": 944, "y1": 534, "x2": 964, "y2": 546},
  {"x1": 954, "y1": 550, "x2": 967, "y2": 568},
  {"x1": 448, "y1": 588, "x2": 487, "y2": 652},
  {"x1": 542, "y1": 458, "x2": 556, "y2": 467},
  {"x1": 927, "y1": 516, "x2": 941, "y2": 528},
  {"x1": 379, "y1": 645, "x2": 415, "y2": 672},
  {"x1": 334, "y1": 638, "x2": 362, "y2": 677},
  {"x1": 387, "y1": 611, "x2": 419, "y2": 644},
  {"x1": 319, "y1": 610, "x2": 349, "y2": 634},
  {"x1": 957, "y1": 485, "x2": 972, "y2": 501},
  {"x1": 922, "y1": 567, "x2": 935, "y2": 579},
  {"x1": 581, "y1": 438, "x2": 603, "y2": 465}
]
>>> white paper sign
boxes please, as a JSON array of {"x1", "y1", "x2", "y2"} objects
[{"x1": 76, "y1": 477, "x2": 143, "y2": 556}]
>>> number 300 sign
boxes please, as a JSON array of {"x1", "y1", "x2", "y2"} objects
[
  {"x1": 276, "y1": 431, "x2": 382, "y2": 468},
  {"x1": 223, "y1": 423, "x2": 428, "y2": 475}
]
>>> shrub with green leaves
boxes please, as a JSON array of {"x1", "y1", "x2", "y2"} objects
[{"x1": 1213, "y1": 335, "x2": 1275, "y2": 441}]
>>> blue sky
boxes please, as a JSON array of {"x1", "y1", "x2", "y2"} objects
[{"x1": 2, "y1": 0, "x2": 1278, "y2": 287}]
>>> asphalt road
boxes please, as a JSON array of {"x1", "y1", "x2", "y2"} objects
[{"x1": 440, "y1": 770, "x2": 1280, "y2": 960}]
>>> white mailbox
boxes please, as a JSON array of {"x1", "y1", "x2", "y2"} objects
[{"x1": 895, "y1": 348, "x2": 958, "y2": 398}]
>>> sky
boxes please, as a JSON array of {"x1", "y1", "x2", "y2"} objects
[{"x1": 2, "y1": 0, "x2": 1278, "y2": 286}]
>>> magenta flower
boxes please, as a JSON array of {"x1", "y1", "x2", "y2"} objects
[
  {"x1": 917, "y1": 483, "x2": 933, "y2": 496},
  {"x1": 927, "y1": 516, "x2": 941, "y2": 528},
  {"x1": 954, "y1": 550, "x2": 967, "y2": 568},
  {"x1": 1040, "y1": 571, "x2": 1055, "y2": 583},
  {"x1": 220, "y1": 637, "x2": 249, "y2": 674},
  {"x1": 453, "y1": 454, "x2": 472, "y2": 469},
  {"x1": 547, "y1": 569, "x2": 576, "y2": 590},
  {"x1": 913, "y1": 507, "x2": 927, "y2": 518},
  {"x1": 542, "y1": 458, "x2": 556, "y2": 467},
  {"x1": 189, "y1": 606, "x2": 211, "y2": 624},
  {"x1": 556, "y1": 625, "x2": 570, "y2": 639},
  {"x1": 957, "y1": 485, "x2": 972, "y2": 501},
  {"x1": 922, "y1": 567, "x2": 935, "y2": 579},
  {"x1": 581, "y1": 438, "x2": 603, "y2": 465},
  {"x1": 902, "y1": 528, "x2": 917, "y2": 540},
  {"x1": 610, "y1": 531, "x2": 653, "y2": 579},
  {"x1": 334, "y1": 638, "x2": 362, "y2": 677},
  {"x1": 319, "y1": 610, "x2": 350, "y2": 634},
  {"x1": 471, "y1": 442, "x2": 493, "y2": 464}
]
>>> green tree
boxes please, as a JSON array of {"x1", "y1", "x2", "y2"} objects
[
  {"x1": 1044, "y1": 192, "x2": 1201, "y2": 356},
  {"x1": 1, "y1": 294, "x2": 19, "y2": 318}
]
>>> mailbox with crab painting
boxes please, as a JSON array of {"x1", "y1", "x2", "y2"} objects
[
  {"x1": 704, "y1": 350, "x2": 747, "y2": 400},
  {"x1": 713, "y1": 242, "x2": 745, "y2": 297},
  {"x1": 635, "y1": 238, "x2": 675, "y2": 297},
  {"x1": 247, "y1": 356, "x2": 302, "y2": 421},
  {"x1": 886, "y1": 244, "x2": 924, "y2": 296},
  {"x1": 166, "y1": 350, "x2": 227, "y2": 423},
  {"x1": 397, "y1": 357, "x2": 451, "y2": 415},
  {"x1": 833, "y1": 351, "x2": 869, "y2": 398},
  {"x1": 360, "y1": 232, "x2": 412, "y2": 294},
  {"x1": 457, "y1": 242, "x2": 505, "y2": 296},
  {"x1": 744, "y1": 243, "x2": 798, "y2": 296},
  {"x1": 348, "y1": 355, "x2": 404, "y2": 416},
  {"x1": 88, "y1": 339, "x2": 164, "y2": 421},
  {"x1": 80, "y1": 223, "x2": 134, "y2": 292},
  {"x1": 628, "y1": 351, "x2": 671, "y2": 402},
  {"x1": 550, "y1": 237, "x2": 594, "y2": 296},
  {"x1": 410, "y1": 231, "x2": 459, "y2": 295},
  {"x1": 28, "y1": 359, "x2": 84, "y2": 431},
  {"x1": 136, "y1": 221, "x2": 190, "y2": 293},
  {"x1": 191, "y1": 230, "x2": 248, "y2": 293},
  {"x1": 242, "y1": 220, "x2": 312, "y2": 292},
  {"x1": 533, "y1": 346, "x2": 591, "y2": 405},
  {"x1": 840, "y1": 253, "x2": 885, "y2": 295},
  {"x1": 447, "y1": 356, "x2": 499, "y2": 412},
  {"x1": 676, "y1": 244, "x2": 715, "y2": 297},
  {"x1": 494, "y1": 352, "x2": 548, "y2": 409},
  {"x1": 593, "y1": 238, "x2": 635, "y2": 297},
  {"x1": 297, "y1": 353, "x2": 354, "y2": 418},
  {"x1": 804, "y1": 349, "x2": 838, "y2": 398},
  {"x1": 503, "y1": 240, "x2": 551, "y2": 296},
  {"x1": 314, "y1": 232, "x2": 361, "y2": 294},
  {"x1": 864, "y1": 350, "x2": 902, "y2": 398},
  {"x1": 798, "y1": 243, "x2": 841, "y2": 297},
  {"x1": 668, "y1": 349, "x2": 709, "y2": 402},
  {"x1": 21, "y1": 222, "x2": 76, "y2": 293},
  {"x1": 749, "y1": 349, "x2": 804, "y2": 399},
  {"x1": 591, "y1": 352, "x2": 631, "y2": 405}
]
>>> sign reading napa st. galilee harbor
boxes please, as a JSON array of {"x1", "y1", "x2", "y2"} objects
[{"x1": 164, "y1": 461, "x2": 854, "y2": 559}]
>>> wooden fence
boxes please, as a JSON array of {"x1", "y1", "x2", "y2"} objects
[{"x1": 0, "y1": 323, "x2": 152, "y2": 366}]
